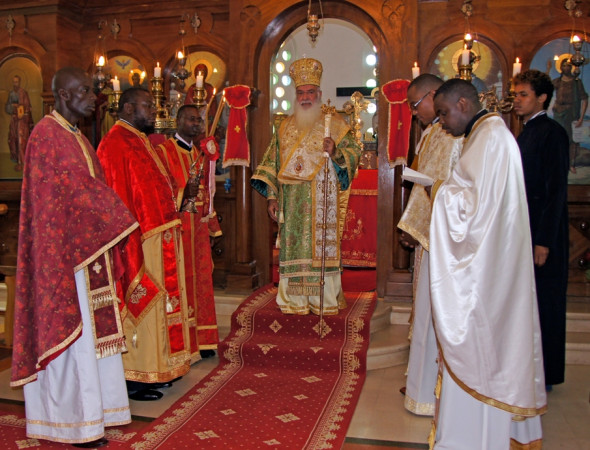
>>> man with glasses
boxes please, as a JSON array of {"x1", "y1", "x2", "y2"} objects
[
  {"x1": 397, "y1": 74, "x2": 462, "y2": 417},
  {"x1": 97, "y1": 88, "x2": 192, "y2": 402}
]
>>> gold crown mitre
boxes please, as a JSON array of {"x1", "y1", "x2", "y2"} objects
[{"x1": 289, "y1": 58, "x2": 323, "y2": 87}]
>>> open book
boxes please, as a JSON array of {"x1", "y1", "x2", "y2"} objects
[{"x1": 402, "y1": 167, "x2": 434, "y2": 186}]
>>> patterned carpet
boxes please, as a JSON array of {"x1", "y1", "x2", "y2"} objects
[{"x1": 128, "y1": 284, "x2": 376, "y2": 449}]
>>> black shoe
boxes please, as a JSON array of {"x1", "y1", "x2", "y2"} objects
[
  {"x1": 200, "y1": 349, "x2": 216, "y2": 358},
  {"x1": 399, "y1": 386, "x2": 406, "y2": 396},
  {"x1": 150, "y1": 381, "x2": 173, "y2": 389},
  {"x1": 73, "y1": 437, "x2": 108, "y2": 448},
  {"x1": 128, "y1": 389, "x2": 164, "y2": 401}
]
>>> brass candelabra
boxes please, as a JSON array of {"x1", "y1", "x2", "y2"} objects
[{"x1": 151, "y1": 76, "x2": 176, "y2": 134}]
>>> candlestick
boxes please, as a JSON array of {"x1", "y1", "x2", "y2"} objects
[
  {"x1": 112, "y1": 76, "x2": 120, "y2": 92},
  {"x1": 412, "y1": 62, "x2": 420, "y2": 79},
  {"x1": 461, "y1": 48, "x2": 471, "y2": 66},
  {"x1": 324, "y1": 113, "x2": 331, "y2": 138},
  {"x1": 196, "y1": 74, "x2": 204, "y2": 88},
  {"x1": 208, "y1": 94, "x2": 226, "y2": 137},
  {"x1": 154, "y1": 62, "x2": 161, "y2": 78},
  {"x1": 204, "y1": 89, "x2": 217, "y2": 133},
  {"x1": 512, "y1": 57, "x2": 522, "y2": 77}
]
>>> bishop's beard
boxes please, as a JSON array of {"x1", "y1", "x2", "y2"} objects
[{"x1": 294, "y1": 101, "x2": 322, "y2": 132}]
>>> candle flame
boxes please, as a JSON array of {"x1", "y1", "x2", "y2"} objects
[
  {"x1": 177, "y1": 51, "x2": 184, "y2": 59},
  {"x1": 516, "y1": 57, "x2": 520, "y2": 63},
  {"x1": 572, "y1": 35, "x2": 581, "y2": 43},
  {"x1": 414, "y1": 62, "x2": 418, "y2": 68},
  {"x1": 97, "y1": 55, "x2": 105, "y2": 67}
]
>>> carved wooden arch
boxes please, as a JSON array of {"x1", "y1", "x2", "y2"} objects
[
  {"x1": 424, "y1": 32, "x2": 510, "y2": 88},
  {"x1": 101, "y1": 39, "x2": 156, "y2": 80},
  {"x1": 525, "y1": 29, "x2": 585, "y2": 68},
  {"x1": 0, "y1": 35, "x2": 47, "y2": 88},
  {"x1": 249, "y1": 1, "x2": 390, "y2": 288}
]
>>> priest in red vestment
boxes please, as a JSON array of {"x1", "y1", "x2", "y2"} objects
[
  {"x1": 155, "y1": 104, "x2": 221, "y2": 360},
  {"x1": 97, "y1": 87, "x2": 192, "y2": 401},
  {"x1": 11, "y1": 67, "x2": 138, "y2": 446}
]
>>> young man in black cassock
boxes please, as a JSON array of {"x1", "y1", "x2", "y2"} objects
[{"x1": 514, "y1": 69, "x2": 570, "y2": 389}]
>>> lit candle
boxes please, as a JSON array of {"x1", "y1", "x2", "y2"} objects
[
  {"x1": 196, "y1": 74, "x2": 204, "y2": 88},
  {"x1": 154, "y1": 62, "x2": 161, "y2": 78},
  {"x1": 177, "y1": 51, "x2": 184, "y2": 59},
  {"x1": 97, "y1": 55, "x2": 105, "y2": 67},
  {"x1": 461, "y1": 46, "x2": 471, "y2": 66},
  {"x1": 411, "y1": 62, "x2": 420, "y2": 79},
  {"x1": 324, "y1": 113, "x2": 331, "y2": 138},
  {"x1": 112, "y1": 76, "x2": 120, "y2": 92},
  {"x1": 572, "y1": 34, "x2": 581, "y2": 43},
  {"x1": 512, "y1": 57, "x2": 522, "y2": 77}
]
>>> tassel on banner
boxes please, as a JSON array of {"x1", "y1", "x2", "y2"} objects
[{"x1": 91, "y1": 289, "x2": 115, "y2": 310}]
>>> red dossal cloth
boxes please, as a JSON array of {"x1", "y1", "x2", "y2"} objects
[
  {"x1": 222, "y1": 85, "x2": 251, "y2": 168},
  {"x1": 341, "y1": 169, "x2": 378, "y2": 267},
  {"x1": 382, "y1": 79, "x2": 412, "y2": 167}
]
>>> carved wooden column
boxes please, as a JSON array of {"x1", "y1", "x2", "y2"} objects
[{"x1": 225, "y1": 91, "x2": 261, "y2": 293}]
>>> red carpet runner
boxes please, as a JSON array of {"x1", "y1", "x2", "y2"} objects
[{"x1": 130, "y1": 284, "x2": 376, "y2": 449}]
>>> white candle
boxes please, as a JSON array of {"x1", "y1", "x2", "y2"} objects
[
  {"x1": 461, "y1": 48, "x2": 470, "y2": 66},
  {"x1": 154, "y1": 62, "x2": 161, "y2": 78},
  {"x1": 512, "y1": 57, "x2": 522, "y2": 77},
  {"x1": 324, "y1": 114, "x2": 331, "y2": 138},
  {"x1": 196, "y1": 74, "x2": 204, "y2": 88},
  {"x1": 411, "y1": 62, "x2": 420, "y2": 79},
  {"x1": 112, "y1": 76, "x2": 120, "y2": 92}
]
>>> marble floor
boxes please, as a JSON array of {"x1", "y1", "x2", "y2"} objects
[{"x1": 0, "y1": 351, "x2": 589, "y2": 448}]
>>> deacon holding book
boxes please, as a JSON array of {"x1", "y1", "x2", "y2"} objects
[
  {"x1": 251, "y1": 58, "x2": 361, "y2": 315},
  {"x1": 397, "y1": 74, "x2": 462, "y2": 416}
]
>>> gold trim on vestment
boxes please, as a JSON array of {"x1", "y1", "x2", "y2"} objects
[
  {"x1": 142, "y1": 219, "x2": 182, "y2": 242},
  {"x1": 26, "y1": 432, "x2": 105, "y2": 444},
  {"x1": 404, "y1": 392, "x2": 435, "y2": 416},
  {"x1": 74, "y1": 222, "x2": 139, "y2": 272},
  {"x1": 83, "y1": 251, "x2": 127, "y2": 359},
  {"x1": 123, "y1": 363, "x2": 190, "y2": 384},
  {"x1": 444, "y1": 359, "x2": 548, "y2": 417},
  {"x1": 104, "y1": 418, "x2": 132, "y2": 427},
  {"x1": 510, "y1": 438, "x2": 543, "y2": 449},
  {"x1": 10, "y1": 322, "x2": 84, "y2": 388},
  {"x1": 26, "y1": 417, "x2": 104, "y2": 428}
]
